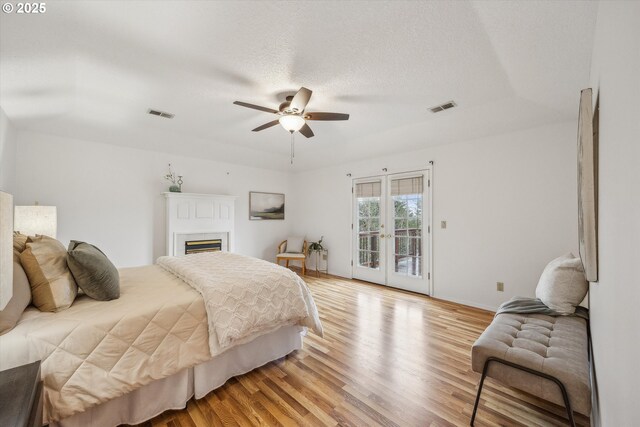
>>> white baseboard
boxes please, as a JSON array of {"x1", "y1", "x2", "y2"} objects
[{"x1": 431, "y1": 294, "x2": 497, "y2": 312}]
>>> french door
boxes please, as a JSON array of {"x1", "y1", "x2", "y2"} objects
[{"x1": 352, "y1": 171, "x2": 431, "y2": 294}]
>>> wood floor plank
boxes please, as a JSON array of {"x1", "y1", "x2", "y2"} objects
[{"x1": 136, "y1": 273, "x2": 590, "y2": 427}]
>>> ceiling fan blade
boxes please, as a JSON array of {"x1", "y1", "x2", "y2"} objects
[
  {"x1": 233, "y1": 101, "x2": 278, "y2": 114},
  {"x1": 299, "y1": 123, "x2": 315, "y2": 138},
  {"x1": 305, "y1": 112, "x2": 350, "y2": 121},
  {"x1": 252, "y1": 120, "x2": 280, "y2": 132},
  {"x1": 289, "y1": 87, "x2": 312, "y2": 113}
]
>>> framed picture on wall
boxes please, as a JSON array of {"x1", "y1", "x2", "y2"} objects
[
  {"x1": 577, "y1": 88, "x2": 598, "y2": 282},
  {"x1": 249, "y1": 192, "x2": 285, "y2": 220}
]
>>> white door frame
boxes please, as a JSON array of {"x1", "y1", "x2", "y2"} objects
[
  {"x1": 384, "y1": 170, "x2": 431, "y2": 294},
  {"x1": 350, "y1": 167, "x2": 433, "y2": 295},
  {"x1": 351, "y1": 176, "x2": 386, "y2": 284}
]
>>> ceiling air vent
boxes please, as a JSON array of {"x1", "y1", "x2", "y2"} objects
[
  {"x1": 148, "y1": 109, "x2": 174, "y2": 119},
  {"x1": 429, "y1": 101, "x2": 457, "y2": 113}
]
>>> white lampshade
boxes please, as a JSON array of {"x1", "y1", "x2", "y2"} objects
[
  {"x1": 0, "y1": 192, "x2": 13, "y2": 310},
  {"x1": 279, "y1": 115, "x2": 305, "y2": 132},
  {"x1": 14, "y1": 205, "x2": 57, "y2": 238}
]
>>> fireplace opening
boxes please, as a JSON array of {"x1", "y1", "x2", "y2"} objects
[{"x1": 185, "y1": 239, "x2": 222, "y2": 255}]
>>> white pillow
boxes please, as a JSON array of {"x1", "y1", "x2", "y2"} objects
[
  {"x1": 285, "y1": 237, "x2": 305, "y2": 253},
  {"x1": 535, "y1": 253, "x2": 588, "y2": 314}
]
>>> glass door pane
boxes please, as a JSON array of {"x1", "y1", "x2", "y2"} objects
[
  {"x1": 352, "y1": 177, "x2": 386, "y2": 285},
  {"x1": 386, "y1": 172, "x2": 429, "y2": 294},
  {"x1": 392, "y1": 193, "x2": 422, "y2": 278},
  {"x1": 357, "y1": 197, "x2": 381, "y2": 269}
]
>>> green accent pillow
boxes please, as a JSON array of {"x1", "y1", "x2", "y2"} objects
[{"x1": 67, "y1": 241, "x2": 120, "y2": 301}]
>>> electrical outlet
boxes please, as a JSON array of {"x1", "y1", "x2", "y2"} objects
[
  {"x1": 496, "y1": 282, "x2": 504, "y2": 292},
  {"x1": 441, "y1": 220, "x2": 447, "y2": 229}
]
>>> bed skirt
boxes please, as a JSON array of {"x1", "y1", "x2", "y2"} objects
[{"x1": 50, "y1": 325, "x2": 304, "y2": 427}]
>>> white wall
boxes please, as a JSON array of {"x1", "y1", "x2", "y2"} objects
[
  {"x1": 587, "y1": 2, "x2": 640, "y2": 426},
  {"x1": 0, "y1": 108, "x2": 18, "y2": 194},
  {"x1": 291, "y1": 121, "x2": 578, "y2": 310},
  {"x1": 13, "y1": 120, "x2": 579, "y2": 311},
  {"x1": 15, "y1": 131, "x2": 293, "y2": 267}
]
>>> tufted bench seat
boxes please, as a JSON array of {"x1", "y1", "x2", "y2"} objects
[{"x1": 471, "y1": 313, "x2": 590, "y2": 425}]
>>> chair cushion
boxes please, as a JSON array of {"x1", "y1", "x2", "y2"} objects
[
  {"x1": 277, "y1": 253, "x2": 306, "y2": 259},
  {"x1": 535, "y1": 253, "x2": 588, "y2": 314},
  {"x1": 285, "y1": 237, "x2": 305, "y2": 253},
  {"x1": 472, "y1": 313, "x2": 591, "y2": 416}
]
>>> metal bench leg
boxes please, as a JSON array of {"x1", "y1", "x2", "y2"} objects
[
  {"x1": 470, "y1": 358, "x2": 490, "y2": 425},
  {"x1": 470, "y1": 357, "x2": 576, "y2": 427}
]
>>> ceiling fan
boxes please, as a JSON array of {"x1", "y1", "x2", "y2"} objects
[{"x1": 233, "y1": 87, "x2": 349, "y2": 139}]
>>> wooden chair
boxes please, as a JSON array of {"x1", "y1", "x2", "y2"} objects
[{"x1": 276, "y1": 240, "x2": 307, "y2": 276}]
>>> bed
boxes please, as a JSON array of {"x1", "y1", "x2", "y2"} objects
[{"x1": 0, "y1": 252, "x2": 323, "y2": 427}]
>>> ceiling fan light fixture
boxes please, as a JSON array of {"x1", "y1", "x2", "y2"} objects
[{"x1": 279, "y1": 115, "x2": 305, "y2": 132}]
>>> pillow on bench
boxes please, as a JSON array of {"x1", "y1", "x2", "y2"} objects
[{"x1": 535, "y1": 253, "x2": 588, "y2": 314}]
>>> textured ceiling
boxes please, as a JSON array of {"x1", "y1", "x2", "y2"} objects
[{"x1": 0, "y1": 1, "x2": 597, "y2": 171}]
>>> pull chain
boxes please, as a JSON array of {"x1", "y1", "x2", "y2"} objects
[{"x1": 290, "y1": 131, "x2": 295, "y2": 165}]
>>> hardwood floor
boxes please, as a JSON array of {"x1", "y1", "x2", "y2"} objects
[{"x1": 136, "y1": 275, "x2": 590, "y2": 427}]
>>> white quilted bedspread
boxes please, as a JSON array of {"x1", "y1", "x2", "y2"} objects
[
  {"x1": 157, "y1": 252, "x2": 323, "y2": 356},
  {"x1": 0, "y1": 265, "x2": 211, "y2": 423}
]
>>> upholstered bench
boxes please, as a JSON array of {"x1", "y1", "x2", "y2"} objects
[{"x1": 471, "y1": 313, "x2": 590, "y2": 426}]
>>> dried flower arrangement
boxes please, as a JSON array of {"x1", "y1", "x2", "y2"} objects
[{"x1": 164, "y1": 164, "x2": 183, "y2": 192}]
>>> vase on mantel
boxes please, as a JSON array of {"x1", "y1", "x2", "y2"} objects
[{"x1": 169, "y1": 185, "x2": 181, "y2": 193}]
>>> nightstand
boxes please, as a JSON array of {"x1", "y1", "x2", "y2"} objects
[{"x1": 0, "y1": 361, "x2": 43, "y2": 427}]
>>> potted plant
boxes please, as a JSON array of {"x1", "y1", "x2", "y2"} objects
[
  {"x1": 307, "y1": 236, "x2": 327, "y2": 277},
  {"x1": 308, "y1": 236, "x2": 324, "y2": 254}
]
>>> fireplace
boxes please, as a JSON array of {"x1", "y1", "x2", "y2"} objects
[
  {"x1": 185, "y1": 239, "x2": 222, "y2": 255},
  {"x1": 174, "y1": 232, "x2": 228, "y2": 256},
  {"x1": 164, "y1": 192, "x2": 237, "y2": 256}
]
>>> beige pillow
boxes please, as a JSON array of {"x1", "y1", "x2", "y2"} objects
[
  {"x1": 0, "y1": 261, "x2": 32, "y2": 335},
  {"x1": 13, "y1": 231, "x2": 28, "y2": 261},
  {"x1": 535, "y1": 253, "x2": 588, "y2": 314},
  {"x1": 20, "y1": 235, "x2": 77, "y2": 312},
  {"x1": 285, "y1": 236, "x2": 305, "y2": 253}
]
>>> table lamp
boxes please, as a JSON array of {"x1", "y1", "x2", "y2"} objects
[
  {"x1": 14, "y1": 205, "x2": 57, "y2": 238},
  {"x1": 0, "y1": 191, "x2": 13, "y2": 309}
]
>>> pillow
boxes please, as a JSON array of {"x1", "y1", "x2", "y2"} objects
[
  {"x1": 13, "y1": 231, "x2": 28, "y2": 261},
  {"x1": 20, "y1": 235, "x2": 77, "y2": 312},
  {"x1": 535, "y1": 253, "x2": 588, "y2": 314},
  {"x1": 67, "y1": 241, "x2": 120, "y2": 301},
  {"x1": 285, "y1": 236, "x2": 305, "y2": 253},
  {"x1": 0, "y1": 261, "x2": 32, "y2": 335}
]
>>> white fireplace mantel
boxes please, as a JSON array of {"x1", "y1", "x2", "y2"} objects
[{"x1": 164, "y1": 192, "x2": 237, "y2": 256}]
